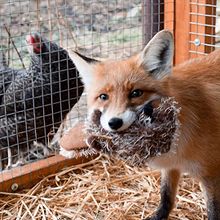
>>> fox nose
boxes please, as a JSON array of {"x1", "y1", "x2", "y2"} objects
[{"x1": 108, "y1": 118, "x2": 123, "y2": 130}]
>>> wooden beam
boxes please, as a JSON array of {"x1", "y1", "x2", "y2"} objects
[
  {"x1": 164, "y1": 0, "x2": 175, "y2": 64},
  {"x1": 0, "y1": 154, "x2": 97, "y2": 192},
  {"x1": 164, "y1": 0, "x2": 174, "y2": 32},
  {"x1": 174, "y1": 0, "x2": 190, "y2": 64}
]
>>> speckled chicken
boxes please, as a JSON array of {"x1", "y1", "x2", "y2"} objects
[
  {"x1": 0, "y1": 51, "x2": 24, "y2": 105},
  {"x1": 0, "y1": 33, "x2": 95, "y2": 170}
]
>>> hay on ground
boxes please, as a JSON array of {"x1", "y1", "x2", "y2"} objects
[{"x1": 0, "y1": 155, "x2": 206, "y2": 220}]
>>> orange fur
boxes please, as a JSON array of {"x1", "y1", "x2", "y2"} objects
[
  {"x1": 87, "y1": 57, "x2": 160, "y2": 115},
  {"x1": 86, "y1": 48, "x2": 220, "y2": 178},
  {"x1": 160, "y1": 49, "x2": 220, "y2": 177},
  {"x1": 85, "y1": 49, "x2": 220, "y2": 220},
  {"x1": 69, "y1": 30, "x2": 220, "y2": 219}
]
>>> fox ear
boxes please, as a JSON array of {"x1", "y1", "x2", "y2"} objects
[
  {"x1": 68, "y1": 51, "x2": 99, "y2": 87},
  {"x1": 138, "y1": 30, "x2": 174, "y2": 79}
]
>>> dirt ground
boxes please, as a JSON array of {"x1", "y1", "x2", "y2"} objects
[{"x1": 0, "y1": 0, "x2": 143, "y2": 69}]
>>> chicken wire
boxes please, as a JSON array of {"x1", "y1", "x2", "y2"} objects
[
  {"x1": 189, "y1": 0, "x2": 220, "y2": 56},
  {"x1": 0, "y1": 0, "x2": 164, "y2": 173}
]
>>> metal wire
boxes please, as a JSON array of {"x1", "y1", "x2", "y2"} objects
[
  {"x1": 0, "y1": 0, "x2": 157, "y2": 172},
  {"x1": 189, "y1": 0, "x2": 219, "y2": 56},
  {"x1": 4, "y1": 1, "x2": 218, "y2": 201}
]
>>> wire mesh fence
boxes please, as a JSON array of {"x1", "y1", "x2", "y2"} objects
[
  {"x1": 189, "y1": 0, "x2": 220, "y2": 56},
  {"x1": 0, "y1": 0, "x2": 154, "y2": 175},
  {"x1": 1, "y1": 0, "x2": 219, "y2": 191}
]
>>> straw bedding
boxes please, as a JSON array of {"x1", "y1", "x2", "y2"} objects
[
  {"x1": 0, "y1": 99, "x2": 206, "y2": 219},
  {"x1": 0, "y1": 155, "x2": 206, "y2": 220}
]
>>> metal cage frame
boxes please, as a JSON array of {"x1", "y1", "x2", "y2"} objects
[{"x1": 0, "y1": 0, "x2": 219, "y2": 192}]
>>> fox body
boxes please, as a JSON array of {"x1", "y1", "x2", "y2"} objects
[{"x1": 69, "y1": 31, "x2": 220, "y2": 220}]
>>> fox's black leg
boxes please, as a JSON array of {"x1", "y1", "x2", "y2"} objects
[
  {"x1": 201, "y1": 176, "x2": 220, "y2": 220},
  {"x1": 145, "y1": 169, "x2": 180, "y2": 220}
]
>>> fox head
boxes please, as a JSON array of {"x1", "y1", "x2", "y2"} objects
[{"x1": 69, "y1": 30, "x2": 174, "y2": 131}]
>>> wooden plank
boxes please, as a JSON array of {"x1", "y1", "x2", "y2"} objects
[
  {"x1": 174, "y1": 0, "x2": 190, "y2": 64},
  {"x1": 0, "y1": 154, "x2": 97, "y2": 192},
  {"x1": 189, "y1": 0, "x2": 216, "y2": 58},
  {"x1": 164, "y1": 0, "x2": 175, "y2": 64},
  {"x1": 164, "y1": 0, "x2": 174, "y2": 32}
]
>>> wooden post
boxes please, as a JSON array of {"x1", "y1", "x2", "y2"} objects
[
  {"x1": 164, "y1": 0, "x2": 174, "y2": 32},
  {"x1": 174, "y1": 0, "x2": 191, "y2": 64},
  {"x1": 164, "y1": 0, "x2": 191, "y2": 64},
  {"x1": 164, "y1": 0, "x2": 175, "y2": 65}
]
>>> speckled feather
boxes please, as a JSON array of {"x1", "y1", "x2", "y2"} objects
[
  {"x1": 0, "y1": 33, "x2": 84, "y2": 169},
  {"x1": 83, "y1": 97, "x2": 181, "y2": 166}
]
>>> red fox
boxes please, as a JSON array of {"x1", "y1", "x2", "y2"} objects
[{"x1": 68, "y1": 30, "x2": 220, "y2": 220}]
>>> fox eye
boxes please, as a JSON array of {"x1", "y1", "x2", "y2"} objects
[
  {"x1": 99, "y1": 93, "x2": 109, "y2": 101},
  {"x1": 129, "y1": 89, "x2": 143, "y2": 98}
]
